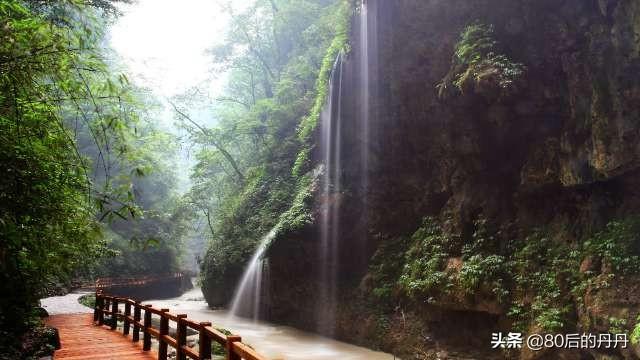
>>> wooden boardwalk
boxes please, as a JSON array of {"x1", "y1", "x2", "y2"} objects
[
  {"x1": 42, "y1": 288, "x2": 268, "y2": 360},
  {"x1": 46, "y1": 314, "x2": 157, "y2": 360}
]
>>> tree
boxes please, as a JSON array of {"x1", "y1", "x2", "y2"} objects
[
  {"x1": 177, "y1": 0, "x2": 352, "y2": 305},
  {"x1": 0, "y1": 0, "x2": 146, "y2": 346}
]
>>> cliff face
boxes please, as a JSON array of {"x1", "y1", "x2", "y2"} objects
[
  {"x1": 264, "y1": 0, "x2": 640, "y2": 358},
  {"x1": 370, "y1": 0, "x2": 640, "y2": 238}
]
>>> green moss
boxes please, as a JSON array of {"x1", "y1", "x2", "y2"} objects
[
  {"x1": 273, "y1": 0, "x2": 353, "y2": 241},
  {"x1": 292, "y1": 147, "x2": 311, "y2": 178},
  {"x1": 274, "y1": 174, "x2": 315, "y2": 237},
  {"x1": 297, "y1": 0, "x2": 352, "y2": 143}
]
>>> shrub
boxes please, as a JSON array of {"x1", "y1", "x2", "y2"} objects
[
  {"x1": 632, "y1": 316, "x2": 640, "y2": 344},
  {"x1": 398, "y1": 217, "x2": 456, "y2": 299},
  {"x1": 459, "y1": 254, "x2": 508, "y2": 299},
  {"x1": 78, "y1": 294, "x2": 96, "y2": 309},
  {"x1": 437, "y1": 23, "x2": 525, "y2": 99},
  {"x1": 581, "y1": 218, "x2": 640, "y2": 275}
]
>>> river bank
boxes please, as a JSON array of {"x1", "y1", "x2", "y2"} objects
[{"x1": 147, "y1": 287, "x2": 397, "y2": 360}]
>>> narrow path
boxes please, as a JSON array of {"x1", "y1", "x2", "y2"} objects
[
  {"x1": 46, "y1": 314, "x2": 157, "y2": 360},
  {"x1": 40, "y1": 291, "x2": 93, "y2": 315}
]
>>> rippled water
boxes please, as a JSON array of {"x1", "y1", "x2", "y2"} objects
[{"x1": 147, "y1": 287, "x2": 396, "y2": 360}]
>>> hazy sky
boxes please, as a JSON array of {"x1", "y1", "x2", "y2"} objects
[
  {"x1": 109, "y1": 0, "x2": 230, "y2": 98},
  {"x1": 108, "y1": 0, "x2": 249, "y2": 191}
]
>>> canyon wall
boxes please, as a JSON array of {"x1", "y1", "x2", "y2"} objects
[{"x1": 263, "y1": 0, "x2": 640, "y2": 358}]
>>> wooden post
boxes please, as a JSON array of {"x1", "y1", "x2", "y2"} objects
[
  {"x1": 123, "y1": 301, "x2": 131, "y2": 335},
  {"x1": 176, "y1": 314, "x2": 188, "y2": 360},
  {"x1": 93, "y1": 292, "x2": 100, "y2": 322},
  {"x1": 199, "y1": 322, "x2": 212, "y2": 360},
  {"x1": 110, "y1": 298, "x2": 119, "y2": 330},
  {"x1": 97, "y1": 294, "x2": 104, "y2": 325},
  {"x1": 226, "y1": 335, "x2": 241, "y2": 360},
  {"x1": 143, "y1": 305, "x2": 152, "y2": 351},
  {"x1": 132, "y1": 302, "x2": 141, "y2": 342},
  {"x1": 102, "y1": 298, "x2": 110, "y2": 326},
  {"x1": 158, "y1": 309, "x2": 170, "y2": 360}
]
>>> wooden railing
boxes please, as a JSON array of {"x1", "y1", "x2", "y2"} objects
[
  {"x1": 95, "y1": 273, "x2": 185, "y2": 289},
  {"x1": 93, "y1": 291, "x2": 268, "y2": 360}
]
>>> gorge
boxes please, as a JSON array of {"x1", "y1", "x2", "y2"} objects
[
  {"x1": 4, "y1": 0, "x2": 640, "y2": 359},
  {"x1": 204, "y1": 0, "x2": 640, "y2": 359}
]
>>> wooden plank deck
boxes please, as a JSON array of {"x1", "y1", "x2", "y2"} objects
[{"x1": 47, "y1": 314, "x2": 157, "y2": 360}]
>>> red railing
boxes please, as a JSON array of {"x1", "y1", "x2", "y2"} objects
[
  {"x1": 95, "y1": 273, "x2": 185, "y2": 289},
  {"x1": 94, "y1": 291, "x2": 268, "y2": 360}
]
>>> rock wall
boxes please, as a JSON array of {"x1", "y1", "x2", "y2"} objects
[{"x1": 264, "y1": 0, "x2": 640, "y2": 358}]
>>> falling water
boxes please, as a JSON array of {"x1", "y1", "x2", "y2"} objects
[
  {"x1": 229, "y1": 228, "x2": 276, "y2": 321},
  {"x1": 360, "y1": 0, "x2": 370, "y2": 182},
  {"x1": 228, "y1": 0, "x2": 376, "y2": 336},
  {"x1": 317, "y1": 52, "x2": 345, "y2": 336},
  {"x1": 356, "y1": 0, "x2": 377, "y2": 273},
  {"x1": 315, "y1": 0, "x2": 376, "y2": 336},
  {"x1": 359, "y1": 0, "x2": 377, "y2": 209}
]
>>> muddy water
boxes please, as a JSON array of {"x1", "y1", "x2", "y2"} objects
[{"x1": 147, "y1": 287, "x2": 397, "y2": 360}]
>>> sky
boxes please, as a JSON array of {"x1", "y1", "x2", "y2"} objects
[
  {"x1": 108, "y1": 0, "x2": 248, "y2": 191},
  {"x1": 110, "y1": 0, "x2": 228, "y2": 99}
]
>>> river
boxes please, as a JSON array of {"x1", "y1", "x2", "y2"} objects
[{"x1": 147, "y1": 286, "x2": 397, "y2": 360}]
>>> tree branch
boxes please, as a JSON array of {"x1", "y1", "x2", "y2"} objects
[
  {"x1": 169, "y1": 101, "x2": 245, "y2": 183},
  {"x1": 215, "y1": 96, "x2": 250, "y2": 109}
]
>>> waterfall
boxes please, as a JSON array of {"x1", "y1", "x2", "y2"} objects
[
  {"x1": 229, "y1": 228, "x2": 276, "y2": 321},
  {"x1": 360, "y1": 0, "x2": 370, "y2": 182},
  {"x1": 359, "y1": 0, "x2": 376, "y2": 211},
  {"x1": 315, "y1": 0, "x2": 376, "y2": 336},
  {"x1": 229, "y1": 0, "x2": 376, "y2": 334},
  {"x1": 317, "y1": 52, "x2": 345, "y2": 336},
  {"x1": 356, "y1": 0, "x2": 377, "y2": 274}
]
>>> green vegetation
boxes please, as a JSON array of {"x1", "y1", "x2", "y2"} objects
[
  {"x1": 0, "y1": 1, "x2": 187, "y2": 356},
  {"x1": 179, "y1": 0, "x2": 353, "y2": 303},
  {"x1": 398, "y1": 217, "x2": 456, "y2": 299},
  {"x1": 211, "y1": 327, "x2": 232, "y2": 356},
  {"x1": 380, "y1": 216, "x2": 640, "y2": 333},
  {"x1": 508, "y1": 230, "x2": 579, "y2": 332},
  {"x1": 437, "y1": 23, "x2": 525, "y2": 99},
  {"x1": 608, "y1": 317, "x2": 628, "y2": 335},
  {"x1": 632, "y1": 316, "x2": 640, "y2": 344},
  {"x1": 3, "y1": 0, "x2": 639, "y2": 358},
  {"x1": 0, "y1": 0, "x2": 133, "y2": 335},
  {"x1": 581, "y1": 218, "x2": 640, "y2": 274},
  {"x1": 397, "y1": 217, "x2": 509, "y2": 302},
  {"x1": 78, "y1": 294, "x2": 96, "y2": 309},
  {"x1": 369, "y1": 236, "x2": 410, "y2": 308}
]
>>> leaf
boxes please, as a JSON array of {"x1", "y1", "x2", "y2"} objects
[{"x1": 143, "y1": 238, "x2": 160, "y2": 251}]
